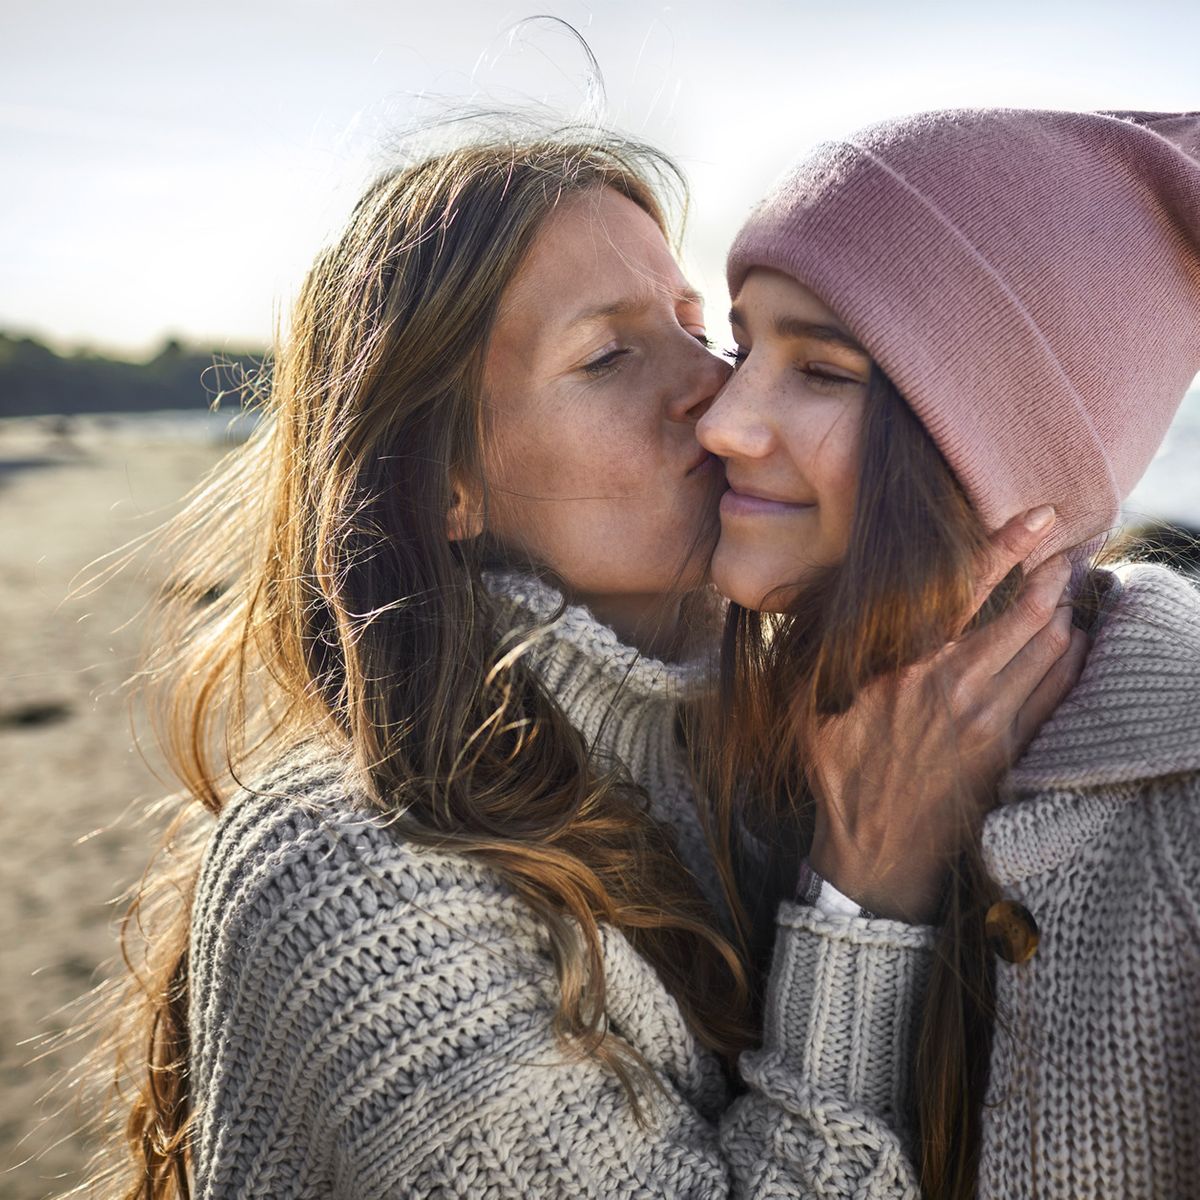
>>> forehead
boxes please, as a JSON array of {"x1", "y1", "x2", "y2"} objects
[
  {"x1": 498, "y1": 187, "x2": 689, "y2": 328},
  {"x1": 732, "y1": 268, "x2": 844, "y2": 327}
]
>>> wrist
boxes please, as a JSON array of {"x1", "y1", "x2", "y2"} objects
[
  {"x1": 796, "y1": 859, "x2": 878, "y2": 919},
  {"x1": 808, "y1": 838, "x2": 942, "y2": 924}
]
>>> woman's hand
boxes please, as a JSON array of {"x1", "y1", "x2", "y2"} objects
[{"x1": 806, "y1": 506, "x2": 1089, "y2": 924}]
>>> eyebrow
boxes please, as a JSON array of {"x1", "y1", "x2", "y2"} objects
[
  {"x1": 570, "y1": 286, "x2": 705, "y2": 325},
  {"x1": 728, "y1": 306, "x2": 867, "y2": 355}
]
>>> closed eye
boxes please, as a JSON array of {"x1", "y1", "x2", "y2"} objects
[
  {"x1": 799, "y1": 365, "x2": 862, "y2": 388},
  {"x1": 582, "y1": 347, "x2": 632, "y2": 378}
]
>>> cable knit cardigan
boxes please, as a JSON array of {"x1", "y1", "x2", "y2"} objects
[
  {"x1": 967, "y1": 562, "x2": 1200, "y2": 1197},
  {"x1": 187, "y1": 575, "x2": 932, "y2": 1198}
]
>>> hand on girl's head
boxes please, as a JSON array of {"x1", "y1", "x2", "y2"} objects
[{"x1": 806, "y1": 507, "x2": 1089, "y2": 924}]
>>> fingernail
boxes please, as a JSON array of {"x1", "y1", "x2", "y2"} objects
[{"x1": 1023, "y1": 505, "x2": 1056, "y2": 534}]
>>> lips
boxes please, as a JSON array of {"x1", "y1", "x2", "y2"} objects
[
  {"x1": 720, "y1": 481, "x2": 814, "y2": 518},
  {"x1": 723, "y1": 480, "x2": 805, "y2": 504}
]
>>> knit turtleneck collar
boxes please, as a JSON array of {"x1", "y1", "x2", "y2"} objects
[
  {"x1": 482, "y1": 571, "x2": 710, "y2": 803},
  {"x1": 1005, "y1": 562, "x2": 1200, "y2": 792}
]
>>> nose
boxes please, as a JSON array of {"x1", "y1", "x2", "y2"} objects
[
  {"x1": 696, "y1": 368, "x2": 774, "y2": 460},
  {"x1": 666, "y1": 338, "x2": 732, "y2": 424}
]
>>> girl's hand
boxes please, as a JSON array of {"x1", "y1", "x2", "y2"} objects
[{"x1": 806, "y1": 507, "x2": 1089, "y2": 924}]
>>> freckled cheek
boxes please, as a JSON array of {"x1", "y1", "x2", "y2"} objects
[
  {"x1": 493, "y1": 381, "x2": 667, "y2": 508},
  {"x1": 503, "y1": 436, "x2": 647, "y2": 507},
  {"x1": 573, "y1": 415, "x2": 664, "y2": 494},
  {"x1": 816, "y1": 440, "x2": 862, "y2": 555},
  {"x1": 552, "y1": 416, "x2": 650, "y2": 495}
]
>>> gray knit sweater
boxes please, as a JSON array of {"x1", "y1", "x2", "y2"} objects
[
  {"x1": 970, "y1": 563, "x2": 1200, "y2": 1197},
  {"x1": 188, "y1": 575, "x2": 932, "y2": 1197}
]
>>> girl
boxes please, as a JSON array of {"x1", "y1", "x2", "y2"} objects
[
  {"x1": 699, "y1": 108, "x2": 1200, "y2": 1198},
  {"x1": 90, "y1": 126, "x2": 1076, "y2": 1198}
]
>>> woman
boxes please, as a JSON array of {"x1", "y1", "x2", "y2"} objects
[
  {"x1": 698, "y1": 108, "x2": 1200, "y2": 1198},
  {"x1": 88, "y1": 126, "x2": 1077, "y2": 1199}
]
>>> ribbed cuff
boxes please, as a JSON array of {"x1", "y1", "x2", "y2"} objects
[{"x1": 762, "y1": 901, "x2": 935, "y2": 1129}]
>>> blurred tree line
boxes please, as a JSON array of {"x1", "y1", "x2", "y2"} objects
[{"x1": 0, "y1": 332, "x2": 269, "y2": 417}]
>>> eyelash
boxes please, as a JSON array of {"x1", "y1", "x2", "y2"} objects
[
  {"x1": 722, "y1": 347, "x2": 857, "y2": 388},
  {"x1": 583, "y1": 332, "x2": 714, "y2": 378},
  {"x1": 582, "y1": 348, "x2": 629, "y2": 378}
]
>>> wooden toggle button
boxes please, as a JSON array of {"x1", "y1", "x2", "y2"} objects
[{"x1": 985, "y1": 900, "x2": 1040, "y2": 964}]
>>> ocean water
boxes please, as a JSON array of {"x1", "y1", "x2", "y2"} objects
[
  {"x1": 1123, "y1": 385, "x2": 1200, "y2": 529},
  {"x1": 0, "y1": 407, "x2": 258, "y2": 453}
]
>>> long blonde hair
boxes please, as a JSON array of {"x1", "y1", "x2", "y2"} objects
[{"x1": 78, "y1": 127, "x2": 751, "y2": 1199}]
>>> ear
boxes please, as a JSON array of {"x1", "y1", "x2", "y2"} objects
[{"x1": 446, "y1": 474, "x2": 484, "y2": 543}]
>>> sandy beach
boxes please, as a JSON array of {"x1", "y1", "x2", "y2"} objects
[{"x1": 0, "y1": 415, "x2": 233, "y2": 1199}]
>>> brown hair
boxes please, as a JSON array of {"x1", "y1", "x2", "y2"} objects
[
  {"x1": 73, "y1": 127, "x2": 752, "y2": 1199},
  {"x1": 709, "y1": 364, "x2": 1028, "y2": 1200}
]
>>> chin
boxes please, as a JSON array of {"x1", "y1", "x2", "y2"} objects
[{"x1": 709, "y1": 546, "x2": 788, "y2": 613}]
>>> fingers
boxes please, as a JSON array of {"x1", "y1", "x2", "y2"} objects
[
  {"x1": 989, "y1": 596, "x2": 1074, "y2": 718},
  {"x1": 1010, "y1": 624, "x2": 1090, "y2": 755},
  {"x1": 966, "y1": 505, "x2": 1057, "y2": 622},
  {"x1": 954, "y1": 553, "x2": 1071, "y2": 680}
]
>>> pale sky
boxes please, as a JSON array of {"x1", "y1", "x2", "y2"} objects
[{"x1": 3, "y1": 0, "x2": 1198, "y2": 356}]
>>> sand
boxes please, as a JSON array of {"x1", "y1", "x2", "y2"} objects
[{"x1": 0, "y1": 415, "x2": 232, "y2": 1200}]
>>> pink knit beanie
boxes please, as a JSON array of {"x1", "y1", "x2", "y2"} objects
[{"x1": 727, "y1": 109, "x2": 1200, "y2": 562}]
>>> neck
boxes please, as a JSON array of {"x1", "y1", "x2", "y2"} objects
[{"x1": 570, "y1": 591, "x2": 685, "y2": 661}]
